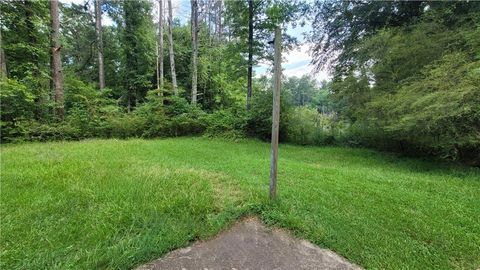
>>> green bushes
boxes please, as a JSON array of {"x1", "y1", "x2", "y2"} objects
[
  {"x1": 203, "y1": 108, "x2": 247, "y2": 139},
  {"x1": 2, "y1": 75, "x2": 478, "y2": 166},
  {"x1": 0, "y1": 79, "x2": 339, "y2": 148},
  {"x1": 0, "y1": 79, "x2": 36, "y2": 141},
  {"x1": 285, "y1": 107, "x2": 335, "y2": 145}
]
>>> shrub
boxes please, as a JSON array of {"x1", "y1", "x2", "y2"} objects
[
  {"x1": 203, "y1": 107, "x2": 247, "y2": 139},
  {"x1": 246, "y1": 89, "x2": 291, "y2": 141},
  {"x1": 285, "y1": 107, "x2": 337, "y2": 145}
]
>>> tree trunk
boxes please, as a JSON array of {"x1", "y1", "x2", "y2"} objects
[
  {"x1": 206, "y1": 0, "x2": 211, "y2": 36},
  {"x1": 269, "y1": 26, "x2": 282, "y2": 200},
  {"x1": 0, "y1": 23, "x2": 7, "y2": 78},
  {"x1": 157, "y1": 0, "x2": 164, "y2": 94},
  {"x1": 246, "y1": 0, "x2": 253, "y2": 109},
  {"x1": 191, "y1": 0, "x2": 199, "y2": 104},
  {"x1": 95, "y1": 0, "x2": 105, "y2": 90},
  {"x1": 167, "y1": 0, "x2": 178, "y2": 95},
  {"x1": 217, "y1": 0, "x2": 223, "y2": 41},
  {"x1": 50, "y1": 0, "x2": 64, "y2": 120}
]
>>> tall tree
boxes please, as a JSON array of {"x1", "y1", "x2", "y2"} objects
[
  {"x1": 167, "y1": 0, "x2": 178, "y2": 95},
  {"x1": 0, "y1": 21, "x2": 6, "y2": 78},
  {"x1": 157, "y1": 0, "x2": 164, "y2": 92},
  {"x1": 217, "y1": 0, "x2": 223, "y2": 41},
  {"x1": 123, "y1": 0, "x2": 156, "y2": 110},
  {"x1": 191, "y1": 0, "x2": 199, "y2": 104},
  {"x1": 95, "y1": 0, "x2": 105, "y2": 90},
  {"x1": 246, "y1": 0, "x2": 253, "y2": 109},
  {"x1": 50, "y1": 0, "x2": 64, "y2": 119}
]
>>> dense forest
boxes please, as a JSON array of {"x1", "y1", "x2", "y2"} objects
[{"x1": 1, "y1": 0, "x2": 479, "y2": 165}]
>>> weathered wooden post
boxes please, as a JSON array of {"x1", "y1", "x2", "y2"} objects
[{"x1": 269, "y1": 26, "x2": 282, "y2": 200}]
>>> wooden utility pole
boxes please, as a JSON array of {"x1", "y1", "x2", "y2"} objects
[
  {"x1": 95, "y1": 0, "x2": 105, "y2": 90},
  {"x1": 246, "y1": 0, "x2": 253, "y2": 109},
  {"x1": 191, "y1": 0, "x2": 199, "y2": 104},
  {"x1": 157, "y1": 0, "x2": 164, "y2": 93},
  {"x1": 50, "y1": 0, "x2": 64, "y2": 120},
  {"x1": 269, "y1": 26, "x2": 282, "y2": 200},
  {"x1": 167, "y1": 0, "x2": 178, "y2": 95}
]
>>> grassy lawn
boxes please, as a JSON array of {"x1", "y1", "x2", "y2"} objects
[{"x1": 1, "y1": 138, "x2": 479, "y2": 269}]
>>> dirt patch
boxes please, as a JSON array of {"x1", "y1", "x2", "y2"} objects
[{"x1": 136, "y1": 217, "x2": 362, "y2": 270}]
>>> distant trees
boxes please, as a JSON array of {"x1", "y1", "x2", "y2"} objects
[
  {"x1": 284, "y1": 76, "x2": 318, "y2": 107},
  {"x1": 224, "y1": 0, "x2": 306, "y2": 109},
  {"x1": 310, "y1": 0, "x2": 480, "y2": 164},
  {"x1": 1, "y1": 0, "x2": 478, "y2": 165}
]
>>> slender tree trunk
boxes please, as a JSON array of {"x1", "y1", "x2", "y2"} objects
[
  {"x1": 246, "y1": 0, "x2": 253, "y2": 109},
  {"x1": 157, "y1": 0, "x2": 164, "y2": 93},
  {"x1": 206, "y1": 0, "x2": 211, "y2": 36},
  {"x1": 269, "y1": 26, "x2": 282, "y2": 200},
  {"x1": 217, "y1": 0, "x2": 223, "y2": 41},
  {"x1": 167, "y1": 0, "x2": 178, "y2": 95},
  {"x1": 50, "y1": 0, "x2": 64, "y2": 119},
  {"x1": 0, "y1": 23, "x2": 7, "y2": 78},
  {"x1": 191, "y1": 0, "x2": 199, "y2": 104},
  {"x1": 95, "y1": 0, "x2": 105, "y2": 90}
]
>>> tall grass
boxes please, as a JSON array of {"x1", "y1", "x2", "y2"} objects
[{"x1": 1, "y1": 138, "x2": 479, "y2": 269}]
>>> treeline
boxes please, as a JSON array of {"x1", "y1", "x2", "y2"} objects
[
  {"x1": 311, "y1": 1, "x2": 480, "y2": 165},
  {"x1": 1, "y1": 0, "x2": 479, "y2": 166},
  {"x1": 0, "y1": 0, "x2": 304, "y2": 136}
]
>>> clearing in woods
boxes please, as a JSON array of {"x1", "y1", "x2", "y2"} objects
[{"x1": 1, "y1": 138, "x2": 479, "y2": 269}]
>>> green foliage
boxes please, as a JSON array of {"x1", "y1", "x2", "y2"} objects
[
  {"x1": 203, "y1": 107, "x2": 248, "y2": 139},
  {"x1": 0, "y1": 0, "x2": 50, "y2": 79},
  {"x1": 1, "y1": 0, "x2": 479, "y2": 166},
  {"x1": 310, "y1": 1, "x2": 480, "y2": 165},
  {"x1": 122, "y1": 0, "x2": 156, "y2": 107},
  {"x1": 285, "y1": 107, "x2": 335, "y2": 145},
  {"x1": 0, "y1": 79, "x2": 35, "y2": 142},
  {"x1": 382, "y1": 53, "x2": 480, "y2": 163},
  {"x1": 246, "y1": 87, "x2": 291, "y2": 141}
]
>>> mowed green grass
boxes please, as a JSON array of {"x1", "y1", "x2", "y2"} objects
[{"x1": 1, "y1": 138, "x2": 479, "y2": 270}]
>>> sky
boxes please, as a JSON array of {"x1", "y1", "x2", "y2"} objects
[{"x1": 61, "y1": 0, "x2": 330, "y2": 82}]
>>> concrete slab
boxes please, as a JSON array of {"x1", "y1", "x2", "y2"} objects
[{"x1": 136, "y1": 217, "x2": 362, "y2": 270}]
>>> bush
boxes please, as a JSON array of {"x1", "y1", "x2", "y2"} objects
[
  {"x1": 285, "y1": 107, "x2": 335, "y2": 145},
  {"x1": 0, "y1": 78, "x2": 36, "y2": 142},
  {"x1": 203, "y1": 107, "x2": 247, "y2": 139},
  {"x1": 246, "y1": 89, "x2": 291, "y2": 141}
]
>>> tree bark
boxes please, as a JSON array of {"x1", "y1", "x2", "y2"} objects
[
  {"x1": 269, "y1": 26, "x2": 282, "y2": 200},
  {"x1": 50, "y1": 0, "x2": 64, "y2": 120},
  {"x1": 167, "y1": 0, "x2": 178, "y2": 95},
  {"x1": 157, "y1": 0, "x2": 164, "y2": 93},
  {"x1": 246, "y1": 0, "x2": 253, "y2": 109},
  {"x1": 0, "y1": 22, "x2": 7, "y2": 78},
  {"x1": 95, "y1": 0, "x2": 105, "y2": 90},
  {"x1": 217, "y1": 0, "x2": 223, "y2": 41},
  {"x1": 191, "y1": 0, "x2": 198, "y2": 104}
]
